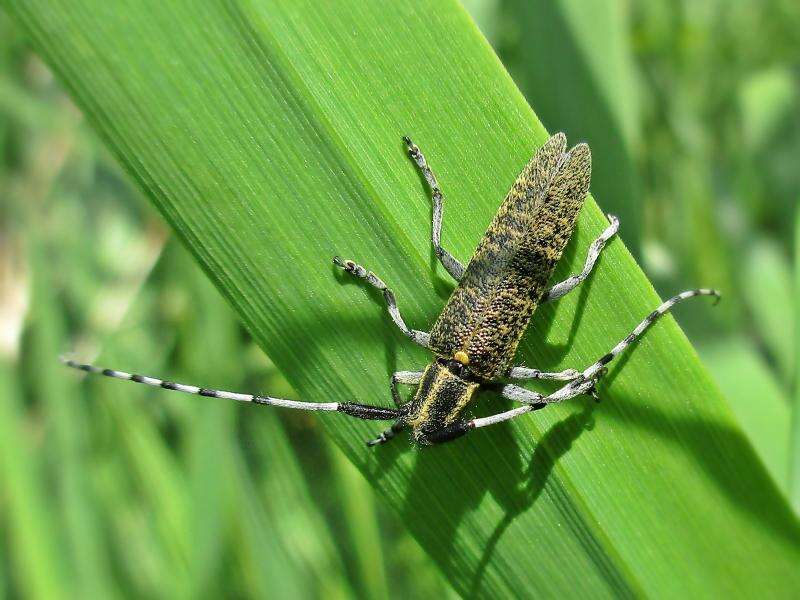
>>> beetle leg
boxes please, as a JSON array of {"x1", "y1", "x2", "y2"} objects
[
  {"x1": 422, "y1": 421, "x2": 473, "y2": 444},
  {"x1": 367, "y1": 373, "x2": 421, "y2": 445},
  {"x1": 578, "y1": 288, "x2": 720, "y2": 381},
  {"x1": 422, "y1": 381, "x2": 576, "y2": 444},
  {"x1": 403, "y1": 135, "x2": 465, "y2": 281},
  {"x1": 471, "y1": 288, "x2": 721, "y2": 431},
  {"x1": 426, "y1": 402, "x2": 549, "y2": 445},
  {"x1": 366, "y1": 420, "x2": 406, "y2": 447},
  {"x1": 499, "y1": 380, "x2": 599, "y2": 405},
  {"x1": 542, "y1": 214, "x2": 619, "y2": 302},
  {"x1": 391, "y1": 370, "x2": 423, "y2": 406},
  {"x1": 506, "y1": 366, "x2": 581, "y2": 381},
  {"x1": 333, "y1": 257, "x2": 431, "y2": 347},
  {"x1": 471, "y1": 379, "x2": 596, "y2": 431},
  {"x1": 499, "y1": 383, "x2": 545, "y2": 404}
]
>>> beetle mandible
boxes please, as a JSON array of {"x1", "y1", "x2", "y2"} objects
[{"x1": 64, "y1": 133, "x2": 719, "y2": 446}]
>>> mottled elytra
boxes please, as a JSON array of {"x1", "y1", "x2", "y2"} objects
[{"x1": 63, "y1": 133, "x2": 719, "y2": 446}]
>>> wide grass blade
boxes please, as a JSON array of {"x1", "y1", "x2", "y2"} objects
[{"x1": 7, "y1": 0, "x2": 800, "y2": 596}]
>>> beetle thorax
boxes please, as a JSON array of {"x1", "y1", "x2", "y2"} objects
[{"x1": 406, "y1": 361, "x2": 479, "y2": 445}]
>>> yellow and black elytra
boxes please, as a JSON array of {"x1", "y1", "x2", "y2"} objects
[{"x1": 63, "y1": 133, "x2": 719, "y2": 446}]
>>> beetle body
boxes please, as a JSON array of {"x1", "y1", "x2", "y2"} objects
[{"x1": 407, "y1": 133, "x2": 590, "y2": 443}]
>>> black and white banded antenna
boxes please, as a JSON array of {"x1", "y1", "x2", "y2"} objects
[{"x1": 59, "y1": 357, "x2": 401, "y2": 421}]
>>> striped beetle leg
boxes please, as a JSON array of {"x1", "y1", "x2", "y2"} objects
[
  {"x1": 506, "y1": 366, "x2": 582, "y2": 381},
  {"x1": 403, "y1": 136, "x2": 465, "y2": 281},
  {"x1": 333, "y1": 256, "x2": 431, "y2": 348},
  {"x1": 467, "y1": 288, "x2": 721, "y2": 434},
  {"x1": 543, "y1": 214, "x2": 620, "y2": 302},
  {"x1": 367, "y1": 420, "x2": 407, "y2": 447},
  {"x1": 391, "y1": 370, "x2": 424, "y2": 406}
]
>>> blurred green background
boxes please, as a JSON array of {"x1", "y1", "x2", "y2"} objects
[{"x1": 1, "y1": 0, "x2": 799, "y2": 598}]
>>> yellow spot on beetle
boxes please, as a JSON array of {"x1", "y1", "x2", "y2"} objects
[{"x1": 454, "y1": 351, "x2": 470, "y2": 365}]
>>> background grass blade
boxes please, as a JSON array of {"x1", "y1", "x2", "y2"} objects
[
  {"x1": 328, "y1": 448, "x2": 389, "y2": 599},
  {"x1": 5, "y1": 0, "x2": 800, "y2": 597},
  {"x1": 742, "y1": 240, "x2": 794, "y2": 386},
  {"x1": 26, "y1": 245, "x2": 117, "y2": 600},
  {"x1": 700, "y1": 336, "x2": 791, "y2": 493},
  {"x1": 0, "y1": 361, "x2": 69, "y2": 600},
  {"x1": 792, "y1": 207, "x2": 800, "y2": 513}
]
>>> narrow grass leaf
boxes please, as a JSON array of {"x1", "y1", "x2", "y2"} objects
[
  {"x1": 743, "y1": 239, "x2": 794, "y2": 385},
  {"x1": 0, "y1": 362, "x2": 69, "y2": 600},
  {"x1": 328, "y1": 445, "x2": 389, "y2": 599},
  {"x1": 27, "y1": 244, "x2": 117, "y2": 599},
  {"x1": 700, "y1": 336, "x2": 791, "y2": 495},
  {"x1": 791, "y1": 207, "x2": 800, "y2": 513}
]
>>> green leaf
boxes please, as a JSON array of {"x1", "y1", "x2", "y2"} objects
[
  {"x1": 0, "y1": 361, "x2": 70, "y2": 600},
  {"x1": 740, "y1": 67, "x2": 797, "y2": 152},
  {"x1": 8, "y1": 0, "x2": 799, "y2": 596},
  {"x1": 791, "y1": 207, "x2": 800, "y2": 514},
  {"x1": 99, "y1": 244, "x2": 354, "y2": 598},
  {"x1": 328, "y1": 444, "x2": 389, "y2": 599},
  {"x1": 743, "y1": 239, "x2": 794, "y2": 385},
  {"x1": 27, "y1": 244, "x2": 117, "y2": 600},
  {"x1": 699, "y1": 336, "x2": 791, "y2": 495}
]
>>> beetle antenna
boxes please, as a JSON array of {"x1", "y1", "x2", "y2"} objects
[
  {"x1": 60, "y1": 356, "x2": 399, "y2": 420},
  {"x1": 582, "y1": 288, "x2": 721, "y2": 380}
]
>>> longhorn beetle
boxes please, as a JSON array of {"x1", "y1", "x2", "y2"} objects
[{"x1": 63, "y1": 133, "x2": 719, "y2": 446}]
